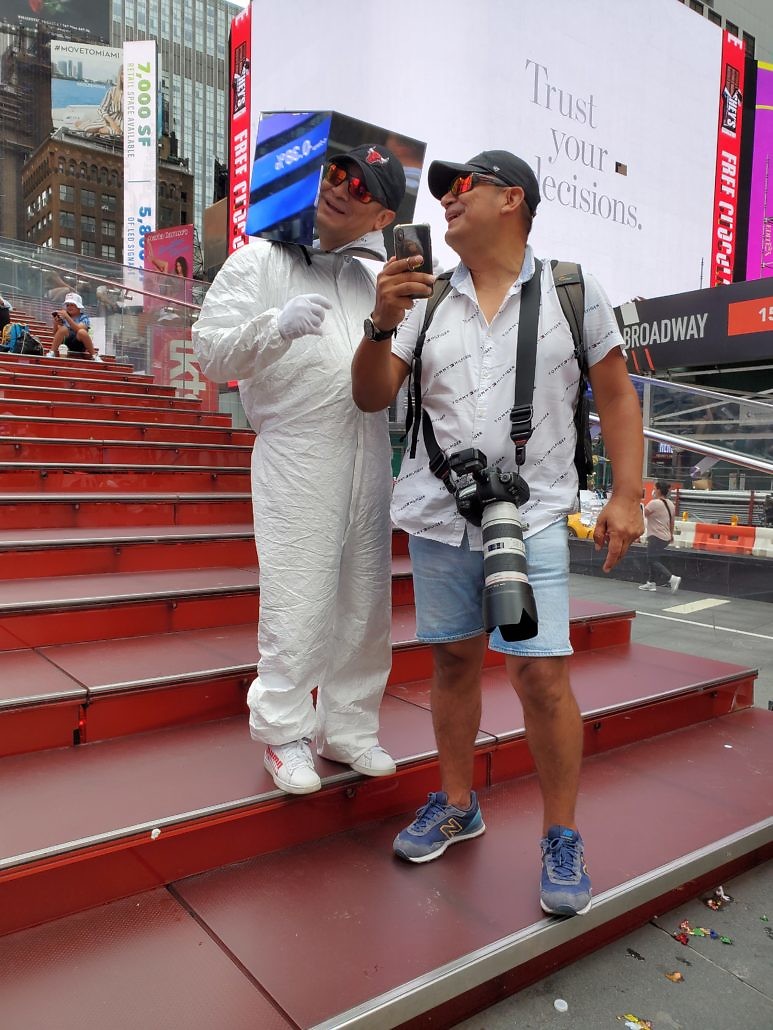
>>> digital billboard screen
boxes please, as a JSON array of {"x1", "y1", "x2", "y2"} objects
[
  {"x1": 247, "y1": 0, "x2": 726, "y2": 304},
  {"x1": 5, "y1": 0, "x2": 109, "y2": 42}
]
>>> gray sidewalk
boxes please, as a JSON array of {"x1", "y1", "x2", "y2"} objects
[{"x1": 456, "y1": 571, "x2": 773, "y2": 1030}]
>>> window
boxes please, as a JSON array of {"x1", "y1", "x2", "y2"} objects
[
  {"x1": 82, "y1": 215, "x2": 96, "y2": 234},
  {"x1": 81, "y1": 241, "x2": 97, "y2": 256},
  {"x1": 59, "y1": 237, "x2": 76, "y2": 250},
  {"x1": 103, "y1": 220, "x2": 117, "y2": 237},
  {"x1": 60, "y1": 184, "x2": 75, "y2": 202},
  {"x1": 689, "y1": 0, "x2": 703, "y2": 12},
  {"x1": 102, "y1": 245, "x2": 117, "y2": 260},
  {"x1": 101, "y1": 194, "x2": 117, "y2": 213},
  {"x1": 60, "y1": 211, "x2": 76, "y2": 229},
  {"x1": 82, "y1": 190, "x2": 96, "y2": 207},
  {"x1": 708, "y1": 10, "x2": 721, "y2": 25},
  {"x1": 726, "y1": 20, "x2": 738, "y2": 36},
  {"x1": 743, "y1": 32, "x2": 756, "y2": 59}
]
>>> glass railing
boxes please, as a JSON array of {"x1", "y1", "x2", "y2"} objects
[
  {"x1": 0, "y1": 235, "x2": 240, "y2": 418},
  {"x1": 589, "y1": 374, "x2": 773, "y2": 525},
  {"x1": 3, "y1": 236, "x2": 772, "y2": 501}
]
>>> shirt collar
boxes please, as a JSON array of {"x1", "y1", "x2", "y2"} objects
[
  {"x1": 312, "y1": 229, "x2": 387, "y2": 261},
  {"x1": 450, "y1": 243, "x2": 536, "y2": 298}
]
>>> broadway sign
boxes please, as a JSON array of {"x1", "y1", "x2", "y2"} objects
[{"x1": 616, "y1": 277, "x2": 773, "y2": 373}]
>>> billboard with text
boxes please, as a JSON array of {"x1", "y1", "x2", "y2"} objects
[
  {"x1": 4, "y1": 0, "x2": 108, "y2": 41},
  {"x1": 123, "y1": 40, "x2": 158, "y2": 270},
  {"x1": 228, "y1": 6, "x2": 252, "y2": 255},
  {"x1": 51, "y1": 41, "x2": 123, "y2": 138},
  {"x1": 745, "y1": 62, "x2": 773, "y2": 281},
  {"x1": 247, "y1": 0, "x2": 729, "y2": 304}
]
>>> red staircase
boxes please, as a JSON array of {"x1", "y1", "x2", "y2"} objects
[{"x1": 0, "y1": 346, "x2": 771, "y2": 1029}]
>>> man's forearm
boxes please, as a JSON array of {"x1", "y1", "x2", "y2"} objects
[
  {"x1": 351, "y1": 337, "x2": 400, "y2": 412},
  {"x1": 598, "y1": 389, "x2": 643, "y2": 497}
]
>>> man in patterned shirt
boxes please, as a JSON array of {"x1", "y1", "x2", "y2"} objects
[{"x1": 352, "y1": 150, "x2": 643, "y2": 916}]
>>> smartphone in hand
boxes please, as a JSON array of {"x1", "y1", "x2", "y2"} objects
[{"x1": 394, "y1": 223, "x2": 433, "y2": 275}]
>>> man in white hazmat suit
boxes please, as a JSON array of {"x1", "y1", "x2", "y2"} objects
[{"x1": 193, "y1": 144, "x2": 406, "y2": 795}]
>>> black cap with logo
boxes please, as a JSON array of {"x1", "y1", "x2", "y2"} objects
[
  {"x1": 428, "y1": 150, "x2": 541, "y2": 214},
  {"x1": 337, "y1": 144, "x2": 406, "y2": 212}
]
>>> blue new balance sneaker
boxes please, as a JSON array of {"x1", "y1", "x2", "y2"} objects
[
  {"x1": 393, "y1": 791, "x2": 486, "y2": 863},
  {"x1": 540, "y1": 825, "x2": 592, "y2": 916}
]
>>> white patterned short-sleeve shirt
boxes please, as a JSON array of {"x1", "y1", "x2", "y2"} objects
[{"x1": 391, "y1": 246, "x2": 624, "y2": 549}]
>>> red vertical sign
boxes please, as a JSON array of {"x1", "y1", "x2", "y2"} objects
[
  {"x1": 228, "y1": 8, "x2": 252, "y2": 255},
  {"x1": 711, "y1": 31, "x2": 745, "y2": 286},
  {"x1": 152, "y1": 327, "x2": 219, "y2": 410}
]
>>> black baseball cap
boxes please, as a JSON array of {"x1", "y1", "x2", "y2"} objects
[
  {"x1": 428, "y1": 150, "x2": 541, "y2": 214},
  {"x1": 336, "y1": 144, "x2": 406, "y2": 212}
]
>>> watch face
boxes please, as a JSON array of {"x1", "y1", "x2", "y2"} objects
[{"x1": 364, "y1": 317, "x2": 392, "y2": 341}]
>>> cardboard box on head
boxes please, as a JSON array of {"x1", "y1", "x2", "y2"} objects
[{"x1": 245, "y1": 110, "x2": 426, "y2": 254}]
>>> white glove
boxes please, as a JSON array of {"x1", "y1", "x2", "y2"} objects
[{"x1": 277, "y1": 293, "x2": 333, "y2": 341}]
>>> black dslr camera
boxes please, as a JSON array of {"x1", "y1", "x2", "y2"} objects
[{"x1": 447, "y1": 448, "x2": 538, "y2": 642}]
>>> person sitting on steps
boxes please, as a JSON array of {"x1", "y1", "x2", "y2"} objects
[{"x1": 51, "y1": 293, "x2": 99, "y2": 360}]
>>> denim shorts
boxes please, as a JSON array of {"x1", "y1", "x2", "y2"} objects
[{"x1": 408, "y1": 519, "x2": 572, "y2": 657}]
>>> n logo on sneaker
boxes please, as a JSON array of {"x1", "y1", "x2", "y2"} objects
[{"x1": 440, "y1": 817, "x2": 464, "y2": 840}]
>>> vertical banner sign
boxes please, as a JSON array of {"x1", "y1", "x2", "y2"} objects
[
  {"x1": 711, "y1": 31, "x2": 745, "y2": 286},
  {"x1": 123, "y1": 40, "x2": 158, "y2": 269},
  {"x1": 745, "y1": 62, "x2": 773, "y2": 280},
  {"x1": 228, "y1": 6, "x2": 252, "y2": 255}
]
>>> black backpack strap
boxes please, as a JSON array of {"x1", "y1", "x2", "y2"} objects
[
  {"x1": 551, "y1": 260, "x2": 586, "y2": 372},
  {"x1": 551, "y1": 259, "x2": 592, "y2": 489},
  {"x1": 405, "y1": 271, "x2": 453, "y2": 459},
  {"x1": 509, "y1": 258, "x2": 542, "y2": 467}
]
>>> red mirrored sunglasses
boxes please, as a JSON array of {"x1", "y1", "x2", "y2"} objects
[
  {"x1": 449, "y1": 172, "x2": 509, "y2": 196},
  {"x1": 324, "y1": 162, "x2": 380, "y2": 205}
]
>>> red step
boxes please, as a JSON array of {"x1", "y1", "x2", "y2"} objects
[
  {"x1": 0, "y1": 437, "x2": 251, "y2": 467},
  {"x1": 0, "y1": 371, "x2": 175, "y2": 396},
  {"x1": 0, "y1": 679, "x2": 762, "y2": 940},
  {"x1": 0, "y1": 383, "x2": 204, "y2": 410},
  {"x1": 0, "y1": 357, "x2": 153, "y2": 384},
  {"x1": 0, "y1": 493, "x2": 252, "y2": 530},
  {"x1": 0, "y1": 398, "x2": 232, "y2": 426},
  {"x1": 1, "y1": 352, "x2": 135, "y2": 374},
  {"x1": 0, "y1": 524, "x2": 256, "y2": 578},
  {"x1": 0, "y1": 464, "x2": 251, "y2": 493},
  {"x1": 0, "y1": 415, "x2": 253, "y2": 445}
]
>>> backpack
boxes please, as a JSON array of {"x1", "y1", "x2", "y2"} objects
[
  {"x1": 4, "y1": 323, "x2": 44, "y2": 356},
  {"x1": 405, "y1": 260, "x2": 594, "y2": 490}
]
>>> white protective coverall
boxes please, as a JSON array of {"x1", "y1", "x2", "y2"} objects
[{"x1": 192, "y1": 234, "x2": 392, "y2": 763}]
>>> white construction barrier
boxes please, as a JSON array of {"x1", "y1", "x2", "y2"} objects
[
  {"x1": 672, "y1": 521, "x2": 696, "y2": 549},
  {"x1": 752, "y1": 526, "x2": 773, "y2": 558}
]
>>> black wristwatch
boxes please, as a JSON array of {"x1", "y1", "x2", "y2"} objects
[{"x1": 363, "y1": 315, "x2": 396, "y2": 342}]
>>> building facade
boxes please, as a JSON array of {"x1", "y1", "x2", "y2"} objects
[
  {"x1": 679, "y1": 0, "x2": 773, "y2": 63},
  {"x1": 110, "y1": 0, "x2": 239, "y2": 234},
  {"x1": 22, "y1": 130, "x2": 193, "y2": 262}
]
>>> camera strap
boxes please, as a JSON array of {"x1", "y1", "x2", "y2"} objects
[
  {"x1": 509, "y1": 258, "x2": 542, "y2": 469},
  {"x1": 418, "y1": 259, "x2": 544, "y2": 490}
]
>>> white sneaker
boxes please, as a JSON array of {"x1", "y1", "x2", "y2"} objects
[
  {"x1": 264, "y1": 738, "x2": 321, "y2": 795},
  {"x1": 350, "y1": 745, "x2": 397, "y2": 777},
  {"x1": 670, "y1": 575, "x2": 681, "y2": 593},
  {"x1": 638, "y1": 581, "x2": 656, "y2": 591}
]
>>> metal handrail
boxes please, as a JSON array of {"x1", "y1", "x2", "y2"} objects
[{"x1": 590, "y1": 413, "x2": 773, "y2": 476}]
